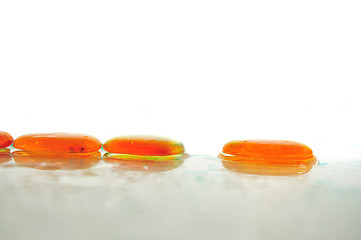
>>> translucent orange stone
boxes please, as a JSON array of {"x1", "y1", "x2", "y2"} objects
[
  {"x1": 13, "y1": 133, "x2": 102, "y2": 153},
  {"x1": 0, "y1": 131, "x2": 13, "y2": 148},
  {"x1": 219, "y1": 140, "x2": 316, "y2": 176},
  {"x1": 13, "y1": 151, "x2": 101, "y2": 170},
  {"x1": 103, "y1": 153, "x2": 187, "y2": 172},
  {"x1": 221, "y1": 139, "x2": 315, "y2": 164},
  {"x1": 103, "y1": 136, "x2": 185, "y2": 156}
]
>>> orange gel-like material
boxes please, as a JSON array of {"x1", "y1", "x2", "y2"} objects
[
  {"x1": 13, "y1": 151, "x2": 101, "y2": 170},
  {"x1": 219, "y1": 140, "x2": 316, "y2": 176},
  {"x1": 221, "y1": 140, "x2": 315, "y2": 164},
  {"x1": 103, "y1": 136, "x2": 185, "y2": 156},
  {"x1": 0, "y1": 131, "x2": 13, "y2": 148},
  {"x1": 13, "y1": 133, "x2": 102, "y2": 153}
]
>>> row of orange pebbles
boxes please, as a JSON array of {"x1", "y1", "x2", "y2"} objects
[{"x1": 0, "y1": 131, "x2": 316, "y2": 175}]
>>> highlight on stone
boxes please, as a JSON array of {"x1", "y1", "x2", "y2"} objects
[
  {"x1": 0, "y1": 131, "x2": 13, "y2": 148},
  {"x1": 219, "y1": 139, "x2": 317, "y2": 176},
  {"x1": 13, "y1": 133, "x2": 102, "y2": 154},
  {"x1": 103, "y1": 135, "x2": 185, "y2": 156}
]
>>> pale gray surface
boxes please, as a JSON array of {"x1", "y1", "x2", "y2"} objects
[{"x1": 1, "y1": 145, "x2": 361, "y2": 240}]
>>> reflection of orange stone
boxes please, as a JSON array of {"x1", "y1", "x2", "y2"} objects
[
  {"x1": 219, "y1": 140, "x2": 316, "y2": 176},
  {"x1": 103, "y1": 136, "x2": 185, "y2": 156},
  {"x1": 0, "y1": 148, "x2": 12, "y2": 164},
  {"x1": 13, "y1": 133, "x2": 102, "y2": 153},
  {"x1": 13, "y1": 151, "x2": 101, "y2": 170},
  {"x1": 221, "y1": 155, "x2": 316, "y2": 176},
  {"x1": 0, "y1": 131, "x2": 13, "y2": 148},
  {"x1": 103, "y1": 153, "x2": 187, "y2": 172}
]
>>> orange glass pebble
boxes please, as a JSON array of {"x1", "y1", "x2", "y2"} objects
[
  {"x1": 103, "y1": 136, "x2": 185, "y2": 156},
  {"x1": 0, "y1": 131, "x2": 13, "y2": 148},
  {"x1": 13, "y1": 133, "x2": 102, "y2": 153},
  {"x1": 219, "y1": 140, "x2": 316, "y2": 176},
  {"x1": 221, "y1": 139, "x2": 315, "y2": 164}
]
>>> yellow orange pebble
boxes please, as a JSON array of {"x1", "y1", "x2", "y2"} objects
[
  {"x1": 0, "y1": 131, "x2": 13, "y2": 148},
  {"x1": 13, "y1": 151, "x2": 101, "y2": 170},
  {"x1": 103, "y1": 153, "x2": 187, "y2": 172},
  {"x1": 103, "y1": 136, "x2": 185, "y2": 156},
  {"x1": 13, "y1": 133, "x2": 102, "y2": 153}
]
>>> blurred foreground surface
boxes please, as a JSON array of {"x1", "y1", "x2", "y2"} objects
[{"x1": 1, "y1": 145, "x2": 361, "y2": 240}]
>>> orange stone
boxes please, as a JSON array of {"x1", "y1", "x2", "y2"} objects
[
  {"x1": 0, "y1": 131, "x2": 13, "y2": 148},
  {"x1": 103, "y1": 136, "x2": 185, "y2": 156},
  {"x1": 219, "y1": 140, "x2": 316, "y2": 176},
  {"x1": 103, "y1": 153, "x2": 187, "y2": 172},
  {"x1": 13, "y1": 133, "x2": 102, "y2": 153},
  {"x1": 13, "y1": 151, "x2": 101, "y2": 170},
  {"x1": 221, "y1": 139, "x2": 315, "y2": 164}
]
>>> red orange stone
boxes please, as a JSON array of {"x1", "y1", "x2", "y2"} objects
[
  {"x1": 0, "y1": 131, "x2": 13, "y2": 148},
  {"x1": 13, "y1": 133, "x2": 102, "y2": 153},
  {"x1": 103, "y1": 136, "x2": 185, "y2": 156},
  {"x1": 13, "y1": 151, "x2": 101, "y2": 170}
]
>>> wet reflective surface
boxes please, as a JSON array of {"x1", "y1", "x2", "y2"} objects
[
  {"x1": 103, "y1": 153, "x2": 188, "y2": 172},
  {"x1": 13, "y1": 151, "x2": 102, "y2": 170},
  {"x1": 0, "y1": 145, "x2": 361, "y2": 240},
  {"x1": 0, "y1": 149, "x2": 12, "y2": 164},
  {"x1": 221, "y1": 158, "x2": 316, "y2": 176},
  {"x1": 220, "y1": 153, "x2": 317, "y2": 176}
]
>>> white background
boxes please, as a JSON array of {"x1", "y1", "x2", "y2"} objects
[{"x1": 1, "y1": 0, "x2": 360, "y2": 155}]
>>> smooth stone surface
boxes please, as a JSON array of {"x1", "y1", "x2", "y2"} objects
[
  {"x1": 13, "y1": 151, "x2": 101, "y2": 170},
  {"x1": 222, "y1": 139, "x2": 315, "y2": 163},
  {"x1": 13, "y1": 133, "x2": 102, "y2": 153},
  {"x1": 103, "y1": 135, "x2": 185, "y2": 156},
  {"x1": 0, "y1": 131, "x2": 13, "y2": 148}
]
